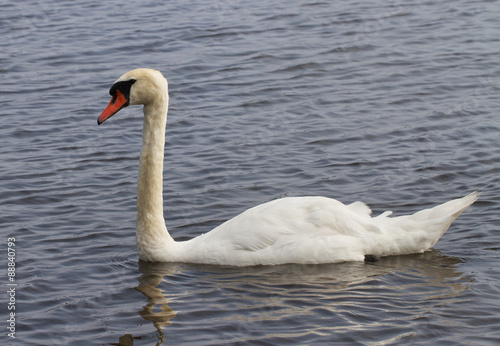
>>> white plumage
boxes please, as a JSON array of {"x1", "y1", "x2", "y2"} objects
[{"x1": 98, "y1": 68, "x2": 479, "y2": 266}]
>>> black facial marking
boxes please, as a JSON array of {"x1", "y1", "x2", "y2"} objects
[{"x1": 109, "y1": 79, "x2": 137, "y2": 105}]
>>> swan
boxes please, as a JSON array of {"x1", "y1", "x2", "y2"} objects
[{"x1": 97, "y1": 68, "x2": 479, "y2": 265}]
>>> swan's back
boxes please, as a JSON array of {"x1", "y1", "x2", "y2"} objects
[{"x1": 169, "y1": 193, "x2": 479, "y2": 266}]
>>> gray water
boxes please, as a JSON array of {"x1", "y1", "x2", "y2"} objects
[{"x1": 1, "y1": 0, "x2": 499, "y2": 344}]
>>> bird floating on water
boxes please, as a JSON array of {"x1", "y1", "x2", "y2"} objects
[{"x1": 97, "y1": 68, "x2": 479, "y2": 266}]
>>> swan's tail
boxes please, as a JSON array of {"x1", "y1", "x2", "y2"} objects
[{"x1": 373, "y1": 191, "x2": 480, "y2": 256}]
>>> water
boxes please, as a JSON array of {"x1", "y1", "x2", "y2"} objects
[{"x1": 1, "y1": 0, "x2": 499, "y2": 344}]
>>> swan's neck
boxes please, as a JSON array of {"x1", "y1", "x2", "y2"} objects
[{"x1": 136, "y1": 96, "x2": 174, "y2": 260}]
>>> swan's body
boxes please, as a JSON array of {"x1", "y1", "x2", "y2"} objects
[{"x1": 98, "y1": 68, "x2": 479, "y2": 266}]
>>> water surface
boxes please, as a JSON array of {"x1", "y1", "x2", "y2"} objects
[{"x1": 1, "y1": 0, "x2": 499, "y2": 344}]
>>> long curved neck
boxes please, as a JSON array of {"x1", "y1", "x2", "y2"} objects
[{"x1": 136, "y1": 96, "x2": 174, "y2": 260}]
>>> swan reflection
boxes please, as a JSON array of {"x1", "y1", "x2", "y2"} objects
[
  {"x1": 132, "y1": 262, "x2": 179, "y2": 345},
  {"x1": 125, "y1": 251, "x2": 468, "y2": 345}
]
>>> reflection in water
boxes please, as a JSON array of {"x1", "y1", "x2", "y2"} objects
[
  {"x1": 134, "y1": 263, "x2": 179, "y2": 345},
  {"x1": 124, "y1": 251, "x2": 468, "y2": 345}
]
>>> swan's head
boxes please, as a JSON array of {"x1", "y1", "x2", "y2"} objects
[{"x1": 98, "y1": 68, "x2": 168, "y2": 125}]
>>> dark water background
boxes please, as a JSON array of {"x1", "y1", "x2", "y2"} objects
[{"x1": 1, "y1": 0, "x2": 499, "y2": 344}]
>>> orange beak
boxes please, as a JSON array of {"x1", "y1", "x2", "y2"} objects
[{"x1": 97, "y1": 90, "x2": 129, "y2": 125}]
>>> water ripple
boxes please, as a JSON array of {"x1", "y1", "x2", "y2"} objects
[{"x1": 2, "y1": 0, "x2": 499, "y2": 344}]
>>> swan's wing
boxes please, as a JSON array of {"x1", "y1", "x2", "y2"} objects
[
  {"x1": 212, "y1": 197, "x2": 382, "y2": 253},
  {"x1": 179, "y1": 194, "x2": 479, "y2": 265}
]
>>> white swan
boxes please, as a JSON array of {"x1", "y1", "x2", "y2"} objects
[{"x1": 97, "y1": 68, "x2": 479, "y2": 265}]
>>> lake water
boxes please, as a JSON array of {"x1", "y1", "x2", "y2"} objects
[{"x1": 1, "y1": 0, "x2": 499, "y2": 344}]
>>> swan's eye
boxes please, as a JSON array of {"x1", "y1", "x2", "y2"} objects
[{"x1": 109, "y1": 79, "x2": 137, "y2": 104}]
